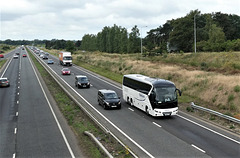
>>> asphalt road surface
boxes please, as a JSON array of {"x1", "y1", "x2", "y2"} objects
[
  {"x1": 31, "y1": 47, "x2": 240, "y2": 158},
  {"x1": 0, "y1": 48, "x2": 83, "y2": 158}
]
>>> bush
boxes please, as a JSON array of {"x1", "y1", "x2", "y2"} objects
[
  {"x1": 234, "y1": 85, "x2": 240, "y2": 92},
  {"x1": 228, "y1": 94, "x2": 235, "y2": 102}
]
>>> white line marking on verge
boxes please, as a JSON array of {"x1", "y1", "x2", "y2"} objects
[
  {"x1": 128, "y1": 108, "x2": 134, "y2": 112},
  {"x1": 39, "y1": 56, "x2": 154, "y2": 158},
  {"x1": 1, "y1": 56, "x2": 14, "y2": 78},
  {"x1": 73, "y1": 65, "x2": 121, "y2": 90},
  {"x1": 191, "y1": 144, "x2": 206, "y2": 153},
  {"x1": 153, "y1": 122, "x2": 162, "y2": 128},
  {"x1": 177, "y1": 114, "x2": 240, "y2": 145},
  {"x1": 28, "y1": 52, "x2": 75, "y2": 158}
]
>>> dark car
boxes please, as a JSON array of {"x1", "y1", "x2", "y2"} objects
[
  {"x1": 47, "y1": 59, "x2": 54, "y2": 64},
  {"x1": 0, "y1": 78, "x2": 10, "y2": 87},
  {"x1": 97, "y1": 89, "x2": 121, "y2": 109},
  {"x1": 75, "y1": 75, "x2": 90, "y2": 88},
  {"x1": 61, "y1": 68, "x2": 71, "y2": 75},
  {"x1": 42, "y1": 55, "x2": 48, "y2": 60}
]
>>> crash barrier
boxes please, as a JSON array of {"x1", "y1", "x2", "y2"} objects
[{"x1": 191, "y1": 102, "x2": 240, "y2": 124}]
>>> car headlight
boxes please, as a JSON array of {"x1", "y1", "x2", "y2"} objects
[{"x1": 118, "y1": 101, "x2": 121, "y2": 105}]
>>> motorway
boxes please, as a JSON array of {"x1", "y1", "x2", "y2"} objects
[
  {"x1": 28, "y1": 47, "x2": 240, "y2": 158},
  {"x1": 1, "y1": 47, "x2": 239, "y2": 158},
  {"x1": 0, "y1": 48, "x2": 83, "y2": 158}
]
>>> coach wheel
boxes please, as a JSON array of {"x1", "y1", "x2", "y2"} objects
[
  {"x1": 130, "y1": 98, "x2": 134, "y2": 106},
  {"x1": 145, "y1": 106, "x2": 150, "y2": 115}
]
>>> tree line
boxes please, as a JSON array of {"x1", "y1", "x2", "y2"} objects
[
  {"x1": 1, "y1": 10, "x2": 239, "y2": 53},
  {"x1": 80, "y1": 10, "x2": 240, "y2": 53}
]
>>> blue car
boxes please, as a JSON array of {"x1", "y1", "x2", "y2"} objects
[{"x1": 47, "y1": 59, "x2": 54, "y2": 64}]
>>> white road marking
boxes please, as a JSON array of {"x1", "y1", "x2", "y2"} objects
[
  {"x1": 153, "y1": 122, "x2": 162, "y2": 128},
  {"x1": 16, "y1": 112, "x2": 18, "y2": 116},
  {"x1": 17, "y1": 101, "x2": 19, "y2": 104},
  {"x1": 28, "y1": 51, "x2": 76, "y2": 158},
  {"x1": 1, "y1": 55, "x2": 14, "y2": 78},
  {"x1": 12, "y1": 153, "x2": 16, "y2": 158},
  {"x1": 14, "y1": 128, "x2": 17, "y2": 134},
  {"x1": 192, "y1": 144, "x2": 206, "y2": 153},
  {"x1": 177, "y1": 114, "x2": 240, "y2": 144},
  {"x1": 128, "y1": 108, "x2": 134, "y2": 112},
  {"x1": 38, "y1": 54, "x2": 154, "y2": 158}
]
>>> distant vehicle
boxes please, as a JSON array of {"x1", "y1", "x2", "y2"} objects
[
  {"x1": 22, "y1": 54, "x2": 27, "y2": 57},
  {"x1": 98, "y1": 89, "x2": 121, "y2": 109},
  {"x1": 42, "y1": 55, "x2": 48, "y2": 60},
  {"x1": 13, "y1": 54, "x2": 18, "y2": 59},
  {"x1": 0, "y1": 54, "x2": 4, "y2": 58},
  {"x1": 59, "y1": 51, "x2": 72, "y2": 66},
  {"x1": 47, "y1": 59, "x2": 54, "y2": 64},
  {"x1": 16, "y1": 52, "x2": 20, "y2": 55},
  {"x1": 61, "y1": 68, "x2": 71, "y2": 75},
  {"x1": 40, "y1": 53, "x2": 44, "y2": 58},
  {"x1": 0, "y1": 78, "x2": 10, "y2": 87},
  {"x1": 122, "y1": 74, "x2": 181, "y2": 117},
  {"x1": 75, "y1": 75, "x2": 90, "y2": 88}
]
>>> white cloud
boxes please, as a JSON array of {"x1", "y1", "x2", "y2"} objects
[{"x1": 0, "y1": 0, "x2": 239, "y2": 40}]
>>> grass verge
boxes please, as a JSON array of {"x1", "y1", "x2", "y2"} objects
[
  {"x1": 27, "y1": 48, "x2": 132, "y2": 158},
  {"x1": 0, "y1": 59, "x2": 7, "y2": 69}
]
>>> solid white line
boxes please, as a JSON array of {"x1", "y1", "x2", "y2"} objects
[
  {"x1": 39, "y1": 55, "x2": 154, "y2": 158},
  {"x1": 177, "y1": 114, "x2": 240, "y2": 145},
  {"x1": 1, "y1": 56, "x2": 13, "y2": 78},
  {"x1": 191, "y1": 144, "x2": 206, "y2": 153},
  {"x1": 128, "y1": 108, "x2": 134, "y2": 112},
  {"x1": 73, "y1": 65, "x2": 121, "y2": 90},
  {"x1": 12, "y1": 153, "x2": 16, "y2": 158},
  {"x1": 28, "y1": 52, "x2": 75, "y2": 158},
  {"x1": 153, "y1": 122, "x2": 162, "y2": 128},
  {"x1": 16, "y1": 112, "x2": 18, "y2": 116},
  {"x1": 14, "y1": 128, "x2": 17, "y2": 134}
]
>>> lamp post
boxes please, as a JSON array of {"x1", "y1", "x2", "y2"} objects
[
  {"x1": 194, "y1": 14, "x2": 197, "y2": 53},
  {"x1": 141, "y1": 26, "x2": 147, "y2": 55}
]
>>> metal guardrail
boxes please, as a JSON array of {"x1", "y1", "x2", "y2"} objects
[{"x1": 191, "y1": 102, "x2": 240, "y2": 124}]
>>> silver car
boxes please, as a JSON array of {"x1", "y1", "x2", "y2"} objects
[{"x1": 0, "y1": 78, "x2": 10, "y2": 87}]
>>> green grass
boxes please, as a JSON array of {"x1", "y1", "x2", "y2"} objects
[
  {"x1": 0, "y1": 59, "x2": 7, "y2": 69},
  {"x1": 75, "y1": 61, "x2": 123, "y2": 83},
  {"x1": 27, "y1": 48, "x2": 132, "y2": 158}
]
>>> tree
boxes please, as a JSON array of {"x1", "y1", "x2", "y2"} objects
[
  {"x1": 66, "y1": 41, "x2": 75, "y2": 52},
  {"x1": 128, "y1": 25, "x2": 140, "y2": 53}
]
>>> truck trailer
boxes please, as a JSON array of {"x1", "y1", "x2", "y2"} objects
[{"x1": 59, "y1": 51, "x2": 72, "y2": 66}]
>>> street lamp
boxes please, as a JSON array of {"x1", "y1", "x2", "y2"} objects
[
  {"x1": 194, "y1": 14, "x2": 197, "y2": 53},
  {"x1": 141, "y1": 26, "x2": 147, "y2": 55}
]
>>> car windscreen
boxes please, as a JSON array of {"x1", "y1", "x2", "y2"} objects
[
  {"x1": 104, "y1": 93, "x2": 118, "y2": 99},
  {"x1": 78, "y1": 77, "x2": 88, "y2": 82}
]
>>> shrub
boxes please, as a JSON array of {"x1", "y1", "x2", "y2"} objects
[
  {"x1": 228, "y1": 94, "x2": 235, "y2": 102},
  {"x1": 234, "y1": 85, "x2": 240, "y2": 92}
]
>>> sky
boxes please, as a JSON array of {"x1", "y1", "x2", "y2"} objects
[{"x1": 0, "y1": 0, "x2": 239, "y2": 40}]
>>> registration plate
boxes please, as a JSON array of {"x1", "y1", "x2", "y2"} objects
[{"x1": 163, "y1": 112, "x2": 171, "y2": 116}]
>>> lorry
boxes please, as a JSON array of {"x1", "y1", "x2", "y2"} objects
[{"x1": 59, "y1": 51, "x2": 72, "y2": 66}]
